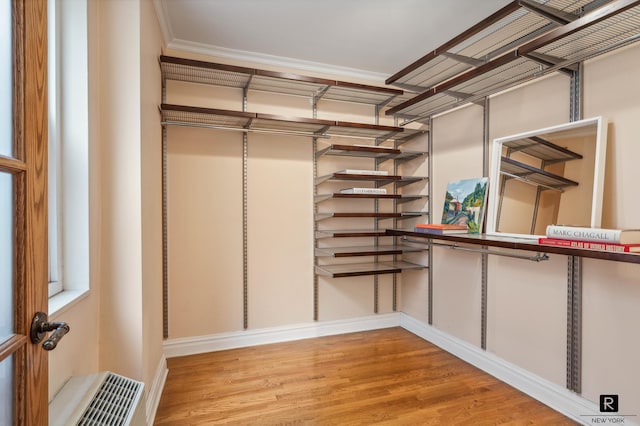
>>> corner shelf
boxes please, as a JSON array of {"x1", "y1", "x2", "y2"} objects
[{"x1": 386, "y1": 0, "x2": 640, "y2": 122}]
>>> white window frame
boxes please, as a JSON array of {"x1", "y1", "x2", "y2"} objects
[{"x1": 47, "y1": 0, "x2": 90, "y2": 315}]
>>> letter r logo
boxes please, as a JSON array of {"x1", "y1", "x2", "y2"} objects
[{"x1": 600, "y1": 394, "x2": 619, "y2": 412}]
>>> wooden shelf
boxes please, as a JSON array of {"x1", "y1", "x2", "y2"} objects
[
  {"x1": 500, "y1": 156, "x2": 579, "y2": 189},
  {"x1": 503, "y1": 135, "x2": 583, "y2": 164},
  {"x1": 386, "y1": 229, "x2": 640, "y2": 264},
  {"x1": 160, "y1": 55, "x2": 406, "y2": 108},
  {"x1": 315, "y1": 193, "x2": 426, "y2": 203},
  {"x1": 315, "y1": 261, "x2": 426, "y2": 278},
  {"x1": 315, "y1": 229, "x2": 390, "y2": 239},
  {"x1": 315, "y1": 245, "x2": 425, "y2": 257},
  {"x1": 161, "y1": 103, "x2": 414, "y2": 141},
  {"x1": 386, "y1": 0, "x2": 640, "y2": 121}
]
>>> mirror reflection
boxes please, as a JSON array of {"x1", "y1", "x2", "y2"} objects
[{"x1": 486, "y1": 117, "x2": 607, "y2": 238}]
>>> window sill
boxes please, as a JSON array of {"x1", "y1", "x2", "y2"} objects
[{"x1": 49, "y1": 289, "x2": 90, "y2": 318}]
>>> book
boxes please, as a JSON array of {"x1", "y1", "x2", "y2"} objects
[
  {"x1": 441, "y1": 177, "x2": 489, "y2": 234},
  {"x1": 337, "y1": 169, "x2": 389, "y2": 176},
  {"x1": 545, "y1": 225, "x2": 640, "y2": 244},
  {"x1": 414, "y1": 223, "x2": 469, "y2": 235},
  {"x1": 339, "y1": 187, "x2": 387, "y2": 194},
  {"x1": 538, "y1": 237, "x2": 640, "y2": 253}
]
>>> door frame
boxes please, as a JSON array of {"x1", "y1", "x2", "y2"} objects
[{"x1": 0, "y1": 0, "x2": 49, "y2": 424}]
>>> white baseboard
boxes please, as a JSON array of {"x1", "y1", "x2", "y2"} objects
[
  {"x1": 145, "y1": 355, "x2": 168, "y2": 426},
  {"x1": 163, "y1": 313, "x2": 401, "y2": 358},
  {"x1": 399, "y1": 313, "x2": 636, "y2": 426}
]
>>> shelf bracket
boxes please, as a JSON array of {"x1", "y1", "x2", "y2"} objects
[
  {"x1": 441, "y1": 52, "x2": 485, "y2": 67},
  {"x1": 518, "y1": 0, "x2": 578, "y2": 25},
  {"x1": 403, "y1": 238, "x2": 549, "y2": 262},
  {"x1": 523, "y1": 52, "x2": 579, "y2": 75}
]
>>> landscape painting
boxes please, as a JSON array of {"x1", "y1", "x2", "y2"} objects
[{"x1": 441, "y1": 177, "x2": 489, "y2": 234}]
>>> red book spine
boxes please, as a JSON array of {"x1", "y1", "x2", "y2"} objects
[{"x1": 538, "y1": 238, "x2": 640, "y2": 253}]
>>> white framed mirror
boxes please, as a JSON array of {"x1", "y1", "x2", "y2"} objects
[{"x1": 486, "y1": 117, "x2": 608, "y2": 239}]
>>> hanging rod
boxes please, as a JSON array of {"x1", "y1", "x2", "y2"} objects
[
  {"x1": 402, "y1": 237, "x2": 549, "y2": 262},
  {"x1": 161, "y1": 120, "x2": 332, "y2": 139}
]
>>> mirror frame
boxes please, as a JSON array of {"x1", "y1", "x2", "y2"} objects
[{"x1": 486, "y1": 116, "x2": 608, "y2": 239}]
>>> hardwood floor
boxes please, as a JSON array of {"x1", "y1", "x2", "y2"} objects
[{"x1": 155, "y1": 327, "x2": 576, "y2": 425}]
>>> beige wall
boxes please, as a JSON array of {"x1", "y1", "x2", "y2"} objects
[
  {"x1": 580, "y1": 43, "x2": 640, "y2": 413},
  {"x1": 401, "y1": 45, "x2": 640, "y2": 415},
  {"x1": 140, "y1": 0, "x2": 165, "y2": 394},
  {"x1": 48, "y1": 0, "x2": 165, "y2": 414},
  {"x1": 163, "y1": 64, "x2": 419, "y2": 333}
]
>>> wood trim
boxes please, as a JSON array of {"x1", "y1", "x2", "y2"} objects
[
  {"x1": 385, "y1": 1, "x2": 521, "y2": 84},
  {"x1": 159, "y1": 55, "x2": 256, "y2": 76},
  {"x1": 255, "y1": 112, "x2": 336, "y2": 126},
  {"x1": 0, "y1": 335, "x2": 27, "y2": 364},
  {"x1": 0, "y1": 155, "x2": 27, "y2": 173},
  {"x1": 255, "y1": 69, "x2": 335, "y2": 87},
  {"x1": 161, "y1": 103, "x2": 257, "y2": 119},
  {"x1": 17, "y1": 0, "x2": 49, "y2": 424},
  {"x1": 334, "y1": 120, "x2": 403, "y2": 133},
  {"x1": 334, "y1": 80, "x2": 403, "y2": 95}
]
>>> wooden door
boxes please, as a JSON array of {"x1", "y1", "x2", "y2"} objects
[{"x1": 0, "y1": 0, "x2": 49, "y2": 424}]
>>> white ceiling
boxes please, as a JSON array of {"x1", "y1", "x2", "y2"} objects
[{"x1": 154, "y1": 0, "x2": 512, "y2": 83}]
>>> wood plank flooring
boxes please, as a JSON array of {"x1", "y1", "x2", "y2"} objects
[{"x1": 154, "y1": 327, "x2": 576, "y2": 425}]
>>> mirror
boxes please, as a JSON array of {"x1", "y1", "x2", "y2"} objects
[{"x1": 486, "y1": 117, "x2": 607, "y2": 239}]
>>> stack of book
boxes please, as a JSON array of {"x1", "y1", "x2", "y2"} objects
[
  {"x1": 414, "y1": 223, "x2": 468, "y2": 235},
  {"x1": 539, "y1": 225, "x2": 640, "y2": 253}
]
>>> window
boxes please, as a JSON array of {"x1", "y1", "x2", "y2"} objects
[{"x1": 47, "y1": 0, "x2": 90, "y2": 314}]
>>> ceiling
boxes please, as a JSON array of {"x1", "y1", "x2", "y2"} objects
[{"x1": 153, "y1": 0, "x2": 512, "y2": 83}]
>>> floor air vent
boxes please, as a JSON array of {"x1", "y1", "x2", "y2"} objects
[{"x1": 50, "y1": 371, "x2": 145, "y2": 426}]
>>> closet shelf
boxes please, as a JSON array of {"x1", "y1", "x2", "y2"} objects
[
  {"x1": 503, "y1": 135, "x2": 583, "y2": 163},
  {"x1": 314, "y1": 261, "x2": 426, "y2": 278},
  {"x1": 386, "y1": 0, "x2": 640, "y2": 121},
  {"x1": 161, "y1": 103, "x2": 415, "y2": 140},
  {"x1": 160, "y1": 55, "x2": 406, "y2": 108},
  {"x1": 500, "y1": 156, "x2": 579, "y2": 189},
  {"x1": 315, "y1": 245, "x2": 426, "y2": 257},
  {"x1": 315, "y1": 229, "x2": 391, "y2": 239},
  {"x1": 315, "y1": 211, "x2": 427, "y2": 221},
  {"x1": 314, "y1": 193, "x2": 427, "y2": 203},
  {"x1": 316, "y1": 143, "x2": 427, "y2": 162},
  {"x1": 314, "y1": 172, "x2": 426, "y2": 185}
]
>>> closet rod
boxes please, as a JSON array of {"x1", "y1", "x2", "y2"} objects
[{"x1": 402, "y1": 237, "x2": 549, "y2": 262}]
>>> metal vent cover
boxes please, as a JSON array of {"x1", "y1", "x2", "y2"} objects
[{"x1": 77, "y1": 372, "x2": 143, "y2": 426}]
